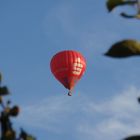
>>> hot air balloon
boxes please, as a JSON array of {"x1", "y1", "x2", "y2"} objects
[{"x1": 50, "y1": 50, "x2": 86, "y2": 96}]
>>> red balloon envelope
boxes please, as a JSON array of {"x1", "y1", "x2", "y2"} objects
[{"x1": 50, "y1": 50, "x2": 86, "y2": 92}]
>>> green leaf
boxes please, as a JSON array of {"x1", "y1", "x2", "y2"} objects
[
  {"x1": 105, "y1": 39, "x2": 140, "y2": 58},
  {"x1": 106, "y1": 0, "x2": 125, "y2": 12}
]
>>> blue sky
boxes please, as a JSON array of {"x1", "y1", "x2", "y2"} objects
[{"x1": 0, "y1": 0, "x2": 140, "y2": 140}]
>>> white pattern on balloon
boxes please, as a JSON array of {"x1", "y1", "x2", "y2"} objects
[{"x1": 72, "y1": 57, "x2": 83, "y2": 75}]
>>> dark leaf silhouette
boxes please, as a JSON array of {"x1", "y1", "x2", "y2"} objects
[
  {"x1": 19, "y1": 128, "x2": 36, "y2": 140},
  {"x1": 137, "y1": 97, "x2": 140, "y2": 103},
  {"x1": 105, "y1": 39, "x2": 140, "y2": 58},
  {"x1": 106, "y1": 0, "x2": 137, "y2": 12},
  {"x1": 124, "y1": 135, "x2": 140, "y2": 140},
  {"x1": 10, "y1": 105, "x2": 20, "y2": 117},
  {"x1": 106, "y1": 0, "x2": 125, "y2": 12},
  {"x1": 120, "y1": 12, "x2": 140, "y2": 19},
  {"x1": 0, "y1": 86, "x2": 9, "y2": 96},
  {"x1": 120, "y1": 13, "x2": 140, "y2": 19},
  {"x1": 0, "y1": 73, "x2": 36, "y2": 140}
]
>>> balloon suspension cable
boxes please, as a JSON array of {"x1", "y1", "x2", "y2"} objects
[{"x1": 68, "y1": 90, "x2": 72, "y2": 96}]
